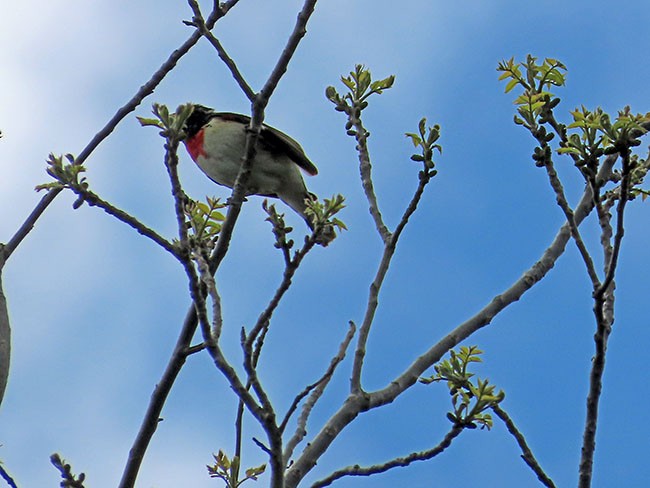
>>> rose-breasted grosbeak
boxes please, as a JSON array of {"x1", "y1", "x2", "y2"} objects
[{"x1": 182, "y1": 104, "x2": 326, "y2": 237}]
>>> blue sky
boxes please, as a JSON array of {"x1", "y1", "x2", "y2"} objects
[{"x1": 1, "y1": 1, "x2": 649, "y2": 487}]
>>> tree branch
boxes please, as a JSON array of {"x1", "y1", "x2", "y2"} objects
[
  {"x1": 310, "y1": 424, "x2": 464, "y2": 488},
  {"x1": 72, "y1": 186, "x2": 179, "y2": 258},
  {"x1": 257, "y1": 0, "x2": 319, "y2": 108},
  {"x1": 578, "y1": 150, "x2": 631, "y2": 488},
  {"x1": 350, "y1": 113, "x2": 390, "y2": 242},
  {"x1": 203, "y1": 4, "x2": 322, "y2": 487},
  {"x1": 596, "y1": 148, "x2": 630, "y2": 299},
  {"x1": 284, "y1": 158, "x2": 615, "y2": 488},
  {"x1": 187, "y1": 0, "x2": 256, "y2": 102},
  {"x1": 492, "y1": 405, "x2": 556, "y2": 488},
  {"x1": 0, "y1": 268, "x2": 10, "y2": 409},
  {"x1": 1, "y1": 8, "x2": 227, "y2": 265},
  {"x1": 0, "y1": 460, "x2": 18, "y2": 488},
  {"x1": 282, "y1": 322, "x2": 356, "y2": 464},
  {"x1": 117, "y1": 7, "x2": 241, "y2": 488},
  {"x1": 542, "y1": 159, "x2": 601, "y2": 288},
  {"x1": 350, "y1": 170, "x2": 433, "y2": 393}
]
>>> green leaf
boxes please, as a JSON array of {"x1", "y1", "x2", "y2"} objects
[
  {"x1": 504, "y1": 78, "x2": 519, "y2": 93},
  {"x1": 405, "y1": 133, "x2": 421, "y2": 146}
]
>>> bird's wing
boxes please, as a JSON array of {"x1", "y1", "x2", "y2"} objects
[{"x1": 215, "y1": 112, "x2": 318, "y2": 176}]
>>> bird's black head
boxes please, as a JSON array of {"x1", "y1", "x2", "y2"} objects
[{"x1": 184, "y1": 104, "x2": 216, "y2": 138}]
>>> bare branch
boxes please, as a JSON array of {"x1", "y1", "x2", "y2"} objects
[
  {"x1": 73, "y1": 186, "x2": 178, "y2": 258},
  {"x1": 246, "y1": 235, "x2": 317, "y2": 366},
  {"x1": 597, "y1": 148, "x2": 631, "y2": 299},
  {"x1": 350, "y1": 170, "x2": 433, "y2": 393},
  {"x1": 578, "y1": 150, "x2": 633, "y2": 487},
  {"x1": 543, "y1": 159, "x2": 601, "y2": 288},
  {"x1": 310, "y1": 424, "x2": 464, "y2": 488},
  {"x1": 187, "y1": 0, "x2": 256, "y2": 102},
  {"x1": 117, "y1": 7, "x2": 241, "y2": 487},
  {"x1": 285, "y1": 159, "x2": 616, "y2": 488},
  {"x1": 1, "y1": 8, "x2": 228, "y2": 264},
  {"x1": 257, "y1": 0, "x2": 319, "y2": 108},
  {"x1": 162, "y1": 136, "x2": 191, "y2": 248},
  {"x1": 492, "y1": 405, "x2": 556, "y2": 488},
  {"x1": 119, "y1": 306, "x2": 201, "y2": 488},
  {"x1": 196, "y1": 253, "x2": 224, "y2": 341},
  {"x1": 0, "y1": 269, "x2": 10, "y2": 409},
  {"x1": 283, "y1": 322, "x2": 356, "y2": 463},
  {"x1": 203, "y1": 5, "x2": 323, "y2": 486},
  {"x1": 0, "y1": 460, "x2": 18, "y2": 488},
  {"x1": 350, "y1": 114, "x2": 390, "y2": 242}
]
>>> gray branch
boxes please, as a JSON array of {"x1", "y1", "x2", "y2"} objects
[
  {"x1": 284, "y1": 158, "x2": 615, "y2": 488},
  {"x1": 0, "y1": 267, "x2": 10, "y2": 409}
]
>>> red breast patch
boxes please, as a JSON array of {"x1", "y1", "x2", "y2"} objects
[{"x1": 184, "y1": 128, "x2": 207, "y2": 161}]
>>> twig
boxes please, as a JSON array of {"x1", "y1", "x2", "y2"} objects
[
  {"x1": 162, "y1": 137, "x2": 190, "y2": 249},
  {"x1": 74, "y1": 187, "x2": 178, "y2": 258},
  {"x1": 187, "y1": 0, "x2": 256, "y2": 101},
  {"x1": 492, "y1": 405, "x2": 556, "y2": 488},
  {"x1": 51, "y1": 454, "x2": 86, "y2": 488},
  {"x1": 165, "y1": 122, "x2": 266, "y2": 437},
  {"x1": 257, "y1": 0, "x2": 318, "y2": 108},
  {"x1": 350, "y1": 170, "x2": 433, "y2": 393},
  {"x1": 185, "y1": 342, "x2": 206, "y2": 355},
  {"x1": 119, "y1": 306, "x2": 199, "y2": 488},
  {"x1": 195, "y1": 253, "x2": 224, "y2": 341},
  {"x1": 282, "y1": 322, "x2": 356, "y2": 464},
  {"x1": 350, "y1": 113, "x2": 390, "y2": 242},
  {"x1": 543, "y1": 159, "x2": 601, "y2": 288},
  {"x1": 596, "y1": 148, "x2": 631, "y2": 299},
  {"x1": 0, "y1": 269, "x2": 10, "y2": 409},
  {"x1": 245, "y1": 236, "x2": 317, "y2": 367},
  {"x1": 0, "y1": 463, "x2": 17, "y2": 488},
  {"x1": 310, "y1": 424, "x2": 464, "y2": 488},
  {"x1": 223, "y1": 5, "x2": 321, "y2": 487},
  {"x1": 253, "y1": 437, "x2": 273, "y2": 456}
]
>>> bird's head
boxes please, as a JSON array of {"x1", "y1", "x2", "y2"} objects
[{"x1": 183, "y1": 104, "x2": 216, "y2": 139}]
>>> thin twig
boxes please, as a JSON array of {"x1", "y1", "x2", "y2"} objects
[
  {"x1": 0, "y1": 269, "x2": 11, "y2": 408},
  {"x1": 233, "y1": 237, "x2": 318, "y2": 480},
  {"x1": 310, "y1": 424, "x2": 464, "y2": 488},
  {"x1": 187, "y1": 0, "x2": 256, "y2": 101},
  {"x1": 543, "y1": 159, "x2": 601, "y2": 288},
  {"x1": 246, "y1": 237, "x2": 317, "y2": 365},
  {"x1": 77, "y1": 186, "x2": 178, "y2": 258},
  {"x1": 492, "y1": 405, "x2": 556, "y2": 488},
  {"x1": 162, "y1": 138, "x2": 190, "y2": 248},
  {"x1": 185, "y1": 342, "x2": 206, "y2": 355},
  {"x1": 196, "y1": 253, "x2": 224, "y2": 341},
  {"x1": 161, "y1": 118, "x2": 265, "y2": 432},
  {"x1": 257, "y1": 0, "x2": 318, "y2": 108},
  {"x1": 0, "y1": 463, "x2": 18, "y2": 488},
  {"x1": 350, "y1": 171, "x2": 432, "y2": 393},
  {"x1": 282, "y1": 322, "x2": 356, "y2": 464},
  {"x1": 597, "y1": 148, "x2": 631, "y2": 299},
  {"x1": 350, "y1": 113, "x2": 390, "y2": 242},
  {"x1": 184, "y1": 241, "x2": 265, "y2": 423}
]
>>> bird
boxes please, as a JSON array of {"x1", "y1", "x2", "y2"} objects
[{"x1": 182, "y1": 104, "x2": 333, "y2": 243}]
